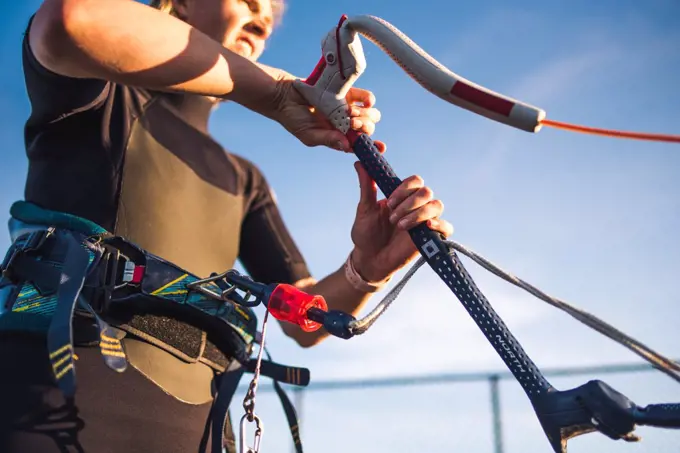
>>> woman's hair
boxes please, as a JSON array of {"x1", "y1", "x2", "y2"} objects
[{"x1": 149, "y1": 0, "x2": 285, "y2": 26}]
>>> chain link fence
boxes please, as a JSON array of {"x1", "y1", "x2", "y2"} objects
[{"x1": 236, "y1": 360, "x2": 680, "y2": 453}]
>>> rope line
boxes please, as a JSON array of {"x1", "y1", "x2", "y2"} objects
[
  {"x1": 351, "y1": 239, "x2": 680, "y2": 383},
  {"x1": 541, "y1": 119, "x2": 680, "y2": 144}
]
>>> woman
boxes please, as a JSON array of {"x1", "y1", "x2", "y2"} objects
[{"x1": 0, "y1": 0, "x2": 453, "y2": 452}]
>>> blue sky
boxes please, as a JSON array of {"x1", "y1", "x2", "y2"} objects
[{"x1": 1, "y1": 1, "x2": 679, "y2": 452}]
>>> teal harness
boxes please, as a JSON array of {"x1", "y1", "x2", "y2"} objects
[{"x1": 0, "y1": 200, "x2": 308, "y2": 453}]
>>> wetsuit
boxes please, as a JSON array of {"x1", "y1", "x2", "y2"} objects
[{"x1": 0, "y1": 17, "x2": 311, "y2": 453}]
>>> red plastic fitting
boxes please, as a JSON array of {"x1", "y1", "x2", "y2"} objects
[{"x1": 267, "y1": 284, "x2": 328, "y2": 332}]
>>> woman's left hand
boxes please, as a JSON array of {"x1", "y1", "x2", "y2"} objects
[{"x1": 349, "y1": 161, "x2": 454, "y2": 283}]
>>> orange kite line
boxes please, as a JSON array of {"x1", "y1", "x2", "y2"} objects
[{"x1": 540, "y1": 119, "x2": 680, "y2": 144}]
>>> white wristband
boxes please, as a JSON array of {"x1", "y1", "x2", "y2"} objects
[{"x1": 343, "y1": 250, "x2": 390, "y2": 293}]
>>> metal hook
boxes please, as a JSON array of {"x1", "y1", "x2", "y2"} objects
[{"x1": 239, "y1": 413, "x2": 263, "y2": 453}]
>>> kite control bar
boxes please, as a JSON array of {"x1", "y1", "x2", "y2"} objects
[{"x1": 290, "y1": 14, "x2": 680, "y2": 453}]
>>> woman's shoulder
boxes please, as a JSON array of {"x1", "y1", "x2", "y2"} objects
[{"x1": 22, "y1": 14, "x2": 154, "y2": 128}]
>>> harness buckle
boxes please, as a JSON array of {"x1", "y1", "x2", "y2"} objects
[
  {"x1": 1, "y1": 227, "x2": 55, "y2": 280},
  {"x1": 89, "y1": 245, "x2": 144, "y2": 313}
]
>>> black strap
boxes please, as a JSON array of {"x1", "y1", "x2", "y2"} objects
[
  {"x1": 245, "y1": 358, "x2": 310, "y2": 387},
  {"x1": 76, "y1": 298, "x2": 129, "y2": 373},
  {"x1": 262, "y1": 348, "x2": 306, "y2": 453},
  {"x1": 7, "y1": 253, "x2": 62, "y2": 295},
  {"x1": 199, "y1": 365, "x2": 246, "y2": 453},
  {"x1": 241, "y1": 358, "x2": 308, "y2": 453},
  {"x1": 1, "y1": 227, "x2": 60, "y2": 295},
  {"x1": 199, "y1": 356, "x2": 308, "y2": 453},
  {"x1": 46, "y1": 231, "x2": 91, "y2": 399},
  {"x1": 272, "y1": 379, "x2": 303, "y2": 453},
  {"x1": 198, "y1": 360, "x2": 307, "y2": 453}
]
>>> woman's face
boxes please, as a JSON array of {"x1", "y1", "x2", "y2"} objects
[{"x1": 175, "y1": 0, "x2": 274, "y2": 61}]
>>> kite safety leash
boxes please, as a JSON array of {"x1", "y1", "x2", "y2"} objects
[
  {"x1": 289, "y1": 13, "x2": 680, "y2": 453},
  {"x1": 239, "y1": 306, "x2": 269, "y2": 453}
]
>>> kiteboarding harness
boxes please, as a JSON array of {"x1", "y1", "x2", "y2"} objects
[{"x1": 0, "y1": 201, "x2": 312, "y2": 453}]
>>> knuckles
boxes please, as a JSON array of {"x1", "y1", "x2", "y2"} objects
[
  {"x1": 431, "y1": 199, "x2": 444, "y2": 212},
  {"x1": 417, "y1": 186, "x2": 434, "y2": 200},
  {"x1": 402, "y1": 175, "x2": 424, "y2": 187}
]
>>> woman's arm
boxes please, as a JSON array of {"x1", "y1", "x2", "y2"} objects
[{"x1": 31, "y1": 0, "x2": 281, "y2": 116}]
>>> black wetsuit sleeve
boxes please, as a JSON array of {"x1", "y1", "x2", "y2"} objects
[
  {"x1": 21, "y1": 16, "x2": 110, "y2": 124},
  {"x1": 238, "y1": 168, "x2": 312, "y2": 285}
]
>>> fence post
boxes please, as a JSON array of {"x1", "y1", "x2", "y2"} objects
[{"x1": 489, "y1": 374, "x2": 504, "y2": 453}]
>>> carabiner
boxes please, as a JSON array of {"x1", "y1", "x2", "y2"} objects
[{"x1": 239, "y1": 413, "x2": 263, "y2": 453}]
